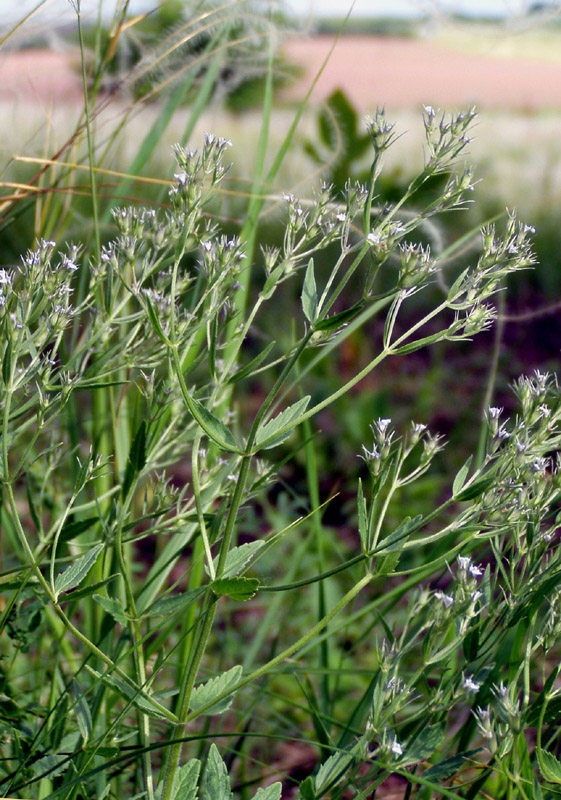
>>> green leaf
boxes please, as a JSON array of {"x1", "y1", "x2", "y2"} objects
[
  {"x1": 93, "y1": 593, "x2": 128, "y2": 626},
  {"x1": 314, "y1": 748, "x2": 355, "y2": 794},
  {"x1": 375, "y1": 515, "x2": 423, "y2": 555},
  {"x1": 86, "y1": 667, "x2": 170, "y2": 720},
  {"x1": 2, "y1": 335, "x2": 13, "y2": 385},
  {"x1": 145, "y1": 292, "x2": 169, "y2": 343},
  {"x1": 253, "y1": 783, "x2": 282, "y2": 800},
  {"x1": 262, "y1": 264, "x2": 285, "y2": 300},
  {"x1": 455, "y1": 475, "x2": 495, "y2": 502},
  {"x1": 190, "y1": 665, "x2": 243, "y2": 716},
  {"x1": 357, "y1": 478, "x2": 368, "y2": 552},
  {"x1": 174, "y1": 759, "x2": 201, "y2": 800},
  {"x1": 314, "y1": 302, "x2": 364, "y2": 332},
  {"x1": 59, "y1": 516, "x2": 99, "y2": 543},
  {"x1": 298, "y1": 776, "x2": 315, "y2": 800},
  {"x1": 537, "y1": 747, "x2": 561, "y2": 784},
  {"x1": 188, "y1": 395, "x2": 239, "y2": 453},
  {"x1": 423, "y1": 748, "x2": 482, "y2": 782},
  {"x1": 61, "y1": 575, "x2": 118, "y2": 603},
  {"x1": 301, "y1": 258, "x2": 318, "y2": 323},
  {"x1": 229, "y1": 341, "x2": 276, "y2": 384},
  {"x1": 147, "y1": 588, "x2": 206, "y2": 618},
  {"x1": 254, "y1": 396, "x2": 310, "y2": 450},
  {"x1": 213, "y1": 541, "x2": 264, "y2": 579},
  {"x1": 54, "y1": 543, "x2": 104, "y2": 599},
  {"x1": 399, "y1": 724, "x2": 445, "y2": 767},
  {"x1": 453, "y1": 455, "x2": 473, "y2": 496},
  {"x1": 122, "y1": 420, "x2": 147, "y2": 499},
  {"x1": 200, "y1": 744, "x2": 233, "y2": 800},
  {"x1": 211, "y1": 577, "x2": 259, "y2": 602},
  {"x1": 72, "y1": 680, "x2": 92, "y2": 745}
]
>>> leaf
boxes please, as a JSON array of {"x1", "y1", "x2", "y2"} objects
[
  {"x1": 200, "y1": 744, "x2": 233, "y2": 800},
  {"x1": 122, "y1": 420, "x2": 147, "y2": 499},
  {"x1": 301, "y1": 258, "x2": 318, "y2": 323},
  {"x1": 61, "y1": 575, "x2": 118, "y2": 603},
  {"x1": 93, "y1": 593, "x2": 128, "y2": 626},
  {"x1": 54, "y1": 543, "x2": 104, "y2": 599},
  {"x1": 72, "y1": 680, "x2": 92, "y2": 744},
  {"x1": 254, "y1": 396, "x2": 310, "y2": 450},
  {"x1": 453, "y1": 455, "x2": 473, "y2": 496},
  {"x1": 262, "y1": 264, "x2": 285, "y2": 300},
  {"x1": 423, "y1": 748, "x2": 482, "y2": 782},
  {"x1": 375, "y1": 515, "x2": 423, "y2": 555},
  {"x1": 2, "y1": 335, "x2": 14, "y2": 386},
  {"x1": 399, "y1": 724, "x2": 445, "y2": 767},
  {"x1": 357, "y1": 478, "x2": 368, "y2": 552},
  {"x1": 455, "y1": 475, "x2": 495, "y2": 502},
  {"x1": 86, "y1": 667, "x2": 170, "y2": 720},
  {"x1": 174, "y1": 759, "x2": 201, "y2": 800},
  {"x1": 537, "y1": 747, "x2": 561, "y2": 784},
  {"x1": 298, "y1": 776, "x2": 315, "y2": 800},
  {"x1": 314, "y1": 302, "x2": 364, "y2": 332},
  {"x1": 148, "y1": 587, "x2": 206, "y2": 618},
  {"x1": 60, "y1": 516, "x2": 99, "y2": 543},
  {"x1": 190, "y1": 665, "x2": 243, "y2": 716},
  {"x1": 211, "y1": 577, "x2": 259, "y2": 602},
  {"x1": 213, "y1": 541, "x2": 264, "y2": 579},
  {"x1": 145, "y1": 292, "x2": 169, "y2": 343},
  {"x1": 253, "y1": 783, "x2": 282, "y2": 800},
  {"x1": 229, "y1": 341, "x2": 276, "y2": 384},
  {"x1": 314, "y1": 749, "x2": 355, "y2": 794},
  {"x1": 188, "y1": 395, "x2": 239, "y2": 453}
]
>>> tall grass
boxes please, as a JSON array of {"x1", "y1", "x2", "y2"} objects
[{"x1": 1, "y1": 4, "x2": 561, "y2": 800}]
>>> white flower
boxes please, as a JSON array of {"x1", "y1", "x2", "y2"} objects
[
  {"x1": 463, "y1": 676, "x2": 480, "y2": 693},
  {"x1": 458, "y1": 556, "x2": 471, "y2": 571},
  {"x1": 469, "y1": 563, "x2": 483, "y2": 578},
  {"x1": 488, "y1": 406, "x2": 502, "y2": 419},
  {"x1": 390, "y1": 739, "x2": 403, "y2": 756},
  {"x1": 376, "y1": 418, "x2": 392, "y2": 434},
  {"x1": 367, "y1": 232, "x2": 381, "y2": 245},
  {"x1": 435, "y1": 590, "x2": 454, "y2": 608},
  {"x1": 0, "y1": 269, "x2": 11, "y2": 284}
]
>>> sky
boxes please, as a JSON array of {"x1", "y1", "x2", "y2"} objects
[{"x1": 0, "y1": 0, "x2": 535, "y2": 25}]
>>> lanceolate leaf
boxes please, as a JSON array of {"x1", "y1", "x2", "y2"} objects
[
  {"x1": 122, "y1": 420, "x2": 147, "y2": 499},
  {"x1": 200, "y1": 744, "x2": 233, "y2": 800},
  {"x1": 301, "y1": 258, "x2": 318, "y2": 323},
  {"x1": 148, "y1": 587, "x2": 206, "y2": 618},
  {"x1": 72, "y1": 680, "x2": 92, "y2": 745},
  {"x1": 93, "y1": 593, "x2": 128, "y2": 626},
  {"x1": 174, "y1": 759, "x2": 201, "y2": 800},
  {"x1": 211, "y1": 577, "x2": 259, "y2": 602},
  {"x1": 190, "y1": 665, "x2": 243, "y2": 716},
  {"x1": 213, "y1": 541, "x2": 264, "y2": 579},
  {"x1": 253, "y1": 784, "x2": 282, "y2": 800},
  {"x1": 185, "y1": 394, "x2": 239, "y2": 453},
  {"x1": 254, "y1": 396, "x2": 310, "y2": 450},
  {"x1": 54, "y1": 543, "x2": 104, "y2": 599},
  {"x1": 537, "y1": 747, "x2": 561, "y2": 784}
]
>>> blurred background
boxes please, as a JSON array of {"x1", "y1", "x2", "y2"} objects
[{"x1": 1, "y1": 0, "x2": 561, "y2": 519}]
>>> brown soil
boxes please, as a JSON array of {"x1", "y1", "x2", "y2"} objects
[
  {"x1": 281, "y1": 35, "x2": 561, "y2": 111},
  {"x1": 0, "y1": 48, "x2": 85, "y2": 105},
  {"x1": 3, "y1": 38, "x2": 561, "y2": 111}
]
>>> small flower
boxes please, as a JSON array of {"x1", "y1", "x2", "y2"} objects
[
  {"x1": 463, "y1": 676, "x2": 480, "y2": 693},
  {"x1": 435, "y1": 590, "x2": 454, "y2": 607},
  {"x1": 390, "y1": 739, "x2": 403, "y2": 756},
  {"x1": 0, "y1": 269, "x2": 12, "y2": 284},
  {"x1": 469, "y1": 563, "x2": 483, "y2": 578},
  {"x1": 458, "y1": 555, "x2": 471, "y2": 571}
]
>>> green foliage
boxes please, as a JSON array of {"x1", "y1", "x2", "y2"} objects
[{"x1": 1, "y1": 5, "x2": 561, "y2": 800}]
